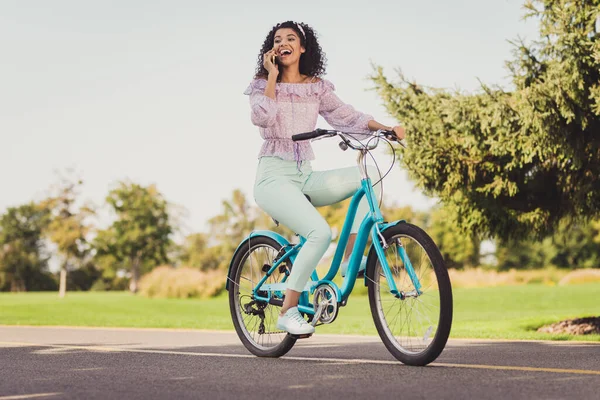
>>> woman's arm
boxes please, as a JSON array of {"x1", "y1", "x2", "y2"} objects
[
  {"x1": 263, "y1": 47, "x2": 279, "y2": 99},
  {"x1": 319, "y1": 86, "x2": 373, "y2": 133},
  {"x1": 243, "y1": 48, "x2": 281, "y2": 128},
  {"x1": 319, "y1": 82, "x2": 405, "y2": 139},
  {"x1": 264, "y1": 74, "x2": 278, "y2": 99},
  {"x1": 247, "y1": 90, "x2": 277, "y2": 128}
]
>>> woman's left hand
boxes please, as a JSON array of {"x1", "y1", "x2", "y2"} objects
[{"x1": 392, "y1": 126, "x2": 405, "y2": 140}]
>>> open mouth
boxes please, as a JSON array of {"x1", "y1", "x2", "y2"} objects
[{"x1": 279, "y1": 49, "x2": 293, "y2": 57}]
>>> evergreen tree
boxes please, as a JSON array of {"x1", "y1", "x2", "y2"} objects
[{"x1": 372, "y1": 0, "x2": 600, "y2": 239}]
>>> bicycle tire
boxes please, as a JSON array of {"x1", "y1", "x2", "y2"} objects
[
  {"x1": 366, "y1": 222, "x2": 452, "y2": 366},
  {"x1": 229, "y1": 235, "x2": 297, "y2": 357}
]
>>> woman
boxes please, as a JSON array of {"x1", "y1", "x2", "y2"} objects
[{"x1": 244, "y1": 21, "x2": 405, "y2": 335}]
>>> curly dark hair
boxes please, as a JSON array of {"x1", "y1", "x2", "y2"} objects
[{"x1": 254, "y1": 21, "x2": 327, "y2": 80}]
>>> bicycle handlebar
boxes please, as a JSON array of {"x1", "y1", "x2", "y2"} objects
[
  {"x1": 291, "y1": 129, "x2": 337, "y2": 142},
  {"x1": 290, "y1": 128, "x2": 406, "y2": 185},
  {"x1": 292, "y1": 129, "x2": 403, "y2": 145}
]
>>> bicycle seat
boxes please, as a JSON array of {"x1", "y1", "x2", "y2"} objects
[{"x1": 272, "y1": 194, "x2": 312, "y2": 226}]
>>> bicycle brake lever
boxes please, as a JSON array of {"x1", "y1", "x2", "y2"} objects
[{"x1": 380, "y1": 130, "x2": 407, "y2": 149}]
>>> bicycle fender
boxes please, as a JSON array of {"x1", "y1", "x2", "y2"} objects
[
  {"x1": 225, "y1": 230, "x2": 292, "y2": 291},
  {"x1": 364, "y1": 220, "x2": 406, "y2": 286}
]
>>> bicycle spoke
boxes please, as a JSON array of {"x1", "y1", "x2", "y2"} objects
[
  {"x1": 233, "y1": 243, "x2": 289, "y2": 351},
  {"x1": 374, "y1": 233, "x2": 442, "y2": 355},
  {"x1": 383, "y1": 297, "x2": 400, "y2": 323}
]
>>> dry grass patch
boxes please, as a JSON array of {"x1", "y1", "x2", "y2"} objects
[
  {"x1": 139, "y1": 266, "x2": 226, "y2": 299},
  {"x1": 558, "y1": 269, "x2": 600, "y2": 285},
  {"x1": 448, "y1": 268, "x2": 570, "y2": 288}
]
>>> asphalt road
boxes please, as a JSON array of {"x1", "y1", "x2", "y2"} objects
[{"x1": 1, "y1": 326, "x2": 599, "y2": 400}]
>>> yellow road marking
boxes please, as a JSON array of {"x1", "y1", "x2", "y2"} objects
[
  {"x1": 0, "y1": 393, "x2": 62, "y2": 400},
  {"x1": 2, "y1": 341, "x2": 599, "y2": 376},
  {"x1": 434, "y1": 363, "x2": 600, "y2": 376}
]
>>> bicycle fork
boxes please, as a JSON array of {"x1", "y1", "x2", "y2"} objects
[{"x1": 371, "y1": 225, "x2": 423, "y2": 299}]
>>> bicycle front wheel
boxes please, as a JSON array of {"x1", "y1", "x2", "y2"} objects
[
  {"x1": 366, "y1": 223, "x2": 452, "y2": 366},
  {"x1": 229, "y1": 235, "x2": 296, "y2": 357}
]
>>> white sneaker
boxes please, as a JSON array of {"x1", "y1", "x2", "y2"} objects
[
  {"x1": 340, "y1": 255, "x2": 367, "y2": 277},
  {"x1": 277, "y1": 307, "x2": 315, "y2": 335}
]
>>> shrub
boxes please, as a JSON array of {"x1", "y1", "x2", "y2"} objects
[
  {"x1": 89, "y1": 276, "x2": 129, "y2": 291},
  {"x1": 90, "y1": 279, "x2": 109, "y2": 291},
  {"x1": 558, "y1": 269, "x2": 600, "y2": 286},
  {"x1": 139, "y1": 266, "x2": 226, "y2": 299},
  {"x1": 447, "y1": 268, "x2": 568, "y2": 288}
]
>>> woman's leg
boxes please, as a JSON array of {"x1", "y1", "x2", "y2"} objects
[
  {"x1": 302, "y1": 165, "x2": 382, "y2": 260},
  {"x1": 254, "y1": 178, "x2": 332, "y2": 314}
]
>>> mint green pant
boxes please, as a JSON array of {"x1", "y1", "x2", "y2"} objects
[{"x1": 253, "y1": 156, "x2": 381, "y2": 292}]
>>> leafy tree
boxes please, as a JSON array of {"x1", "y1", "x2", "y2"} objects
[
  {"x1": 380, "y1": 203, "x2": 429, "y2": 228},
  {"x1": 177, "y1": 189, "x2": 299, "y2": 272},
  {"x1": 43, "y1": 175, "x2": 94, "y2": 297},
  {"x1": 65, "y1": 260, "x2": 102, "y2": 291},
  {"x1": 207, "y1": 189, "x2": 291, "y2": 270},
  {"x1": 428, "y1": 206, "x2": 481, "y2": 269},
  {"x1": 495, "y1": 236, "x2": 557, "y2": 270},
  {"x1": 94, "y1": 182, "x2": 172, "y2": 293},
  {"x1": 496, "y1": 218, "x2": 600, "y2": 270},
  {"x1": 202, "y1": 189, "x2": 259, "y2": 272},
  {"x1": 177, "y1": 233, "x2": 208, "y2": 268},
  {"x1": 380, "y1": 203, "x2": 482, "y2": 269},
  {"x1": 372, "y1": 0, "x2": 600, "y2": 240},
  {"x1": 208, "y1": 189, "x2": 258, "y2": 248},
  {"x1": 592, "y1": 220, "x2": 600, "y2": 243},
  {"x1": 0, "y1": 203, "x2": 55, "y2": 291},
  {"x1": 551, "y1": 218, "x2": 600, "y2": 269},
  {"x1": 177, "y1": 233, "x2": 222, "y2": 271}
]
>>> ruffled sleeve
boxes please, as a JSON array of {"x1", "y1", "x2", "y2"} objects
[
  {"x1": 318, "y1": 79, "x2": 373, "y2": 134},
  {"x1": 244, "y1": 79, "x2": 278, "y2": 128}
]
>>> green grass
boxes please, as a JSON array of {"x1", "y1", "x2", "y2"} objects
[{"x1": 1, "y1": 284, "x2": 599, "y2": 341}]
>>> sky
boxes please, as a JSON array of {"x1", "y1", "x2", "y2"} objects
[{"x1": 1, "y1": 0, "x2": 540, "y2": 237}]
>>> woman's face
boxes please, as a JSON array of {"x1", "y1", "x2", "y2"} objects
[{"x1": 273, "y1": 28, "x2": 305, "y2": 68}]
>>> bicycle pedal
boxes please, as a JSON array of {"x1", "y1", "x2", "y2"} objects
[{"x1": 290, "y1": 333, "x2": 313, "y2": 340}]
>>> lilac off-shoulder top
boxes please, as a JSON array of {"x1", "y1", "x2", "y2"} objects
[{"x1": 243, "y1": 78, "x2": 373, "y2": 162}]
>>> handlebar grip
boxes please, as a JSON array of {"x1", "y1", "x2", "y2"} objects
[
  {"x1": 292, "y1": 129, "x2": 326, "y2": 142},
  {"x1": 381, "y1": 129, "x2": 399, "y2": 141}
]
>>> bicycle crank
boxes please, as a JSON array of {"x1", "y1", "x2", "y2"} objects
[{"x1": 311, "y1": 284, "x2": 339, "y2": 326}]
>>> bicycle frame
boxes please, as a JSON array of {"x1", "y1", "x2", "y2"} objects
[{"x1": 249, "y1": 149, "x2": 424, "y2": 317}]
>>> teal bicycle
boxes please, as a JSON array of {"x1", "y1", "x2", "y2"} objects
[{"x1": 226, "y1": 129, "x2": 452, "y2": 366}]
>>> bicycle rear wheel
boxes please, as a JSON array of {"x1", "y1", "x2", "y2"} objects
[
  {"x1": 229, "y1": 235, "x2": 296, "y2": 357},
  {"x1": 366, "y1": 223, "x2": 452, "y2": 366}
]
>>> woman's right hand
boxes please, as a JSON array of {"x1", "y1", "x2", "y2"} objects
[{"x1": 263, "y1": 47, "x2": 279, "y2": 76}]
